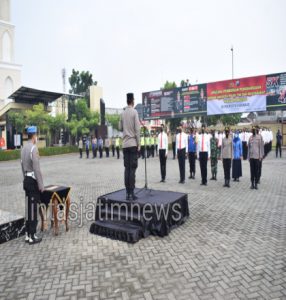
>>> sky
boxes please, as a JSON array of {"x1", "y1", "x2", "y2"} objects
[{"x1": 12, "y1": 0, "x2": 286, "y2": 108}]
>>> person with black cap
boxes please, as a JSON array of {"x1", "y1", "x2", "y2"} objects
[
  {"x1": 119, "y1": 93, "x2": 141, "y2": 200},
  {"x1": 21, "y1": 126, "x2": 43, "y2": 244},
  {"x1": 221, "y1": 127, "x2": 233, "y2": 187},
  {"x1": 158, "y1": 124, "x2": 168, "y2": 182},
  {"x1": 196, "y1": 124, "x2": 210, "y2": 185},
  {"x1": 248, "y1": 126, "x2": 264, "y2": 190}
]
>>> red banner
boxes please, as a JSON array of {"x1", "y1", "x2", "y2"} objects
[{"x1": 207, "y1": 75, "x2": 266, "y2": 100}]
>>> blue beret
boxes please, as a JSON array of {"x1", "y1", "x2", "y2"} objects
[{"x1": 27, "y1": 126, "x2": 37, "y2": 134}]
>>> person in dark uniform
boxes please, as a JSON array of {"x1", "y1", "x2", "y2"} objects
[
  {"x1": 241, "y1": 128, "x2": 249, "y2": 160},
  {"x1": 276, "y1": 129, "x2": 282, "y2": 158},
  {"x1": 232, "y1": 131, "x2": 243, "y2": 182},
  {"x1": 248, "y1": 126, "x2": 264, "y2": 190},
  {"x1": 221, "y1": 127, "x2": 233, "y2": 188},
  {"x1": 85, "y1": 137, "x2": 90, "y2": 158},
  {"x1": 111, "y1": 136, "x2": 115, "y2": 157},
  {"x1": 119, "y1": 93, "x2": 141, "y2": 200},
  {"x1": 21, "y1": 126, "x2": 43, "y2": 244},
  {"x1": 98, "y1": 136, "x2": 103, "y2": 158}
]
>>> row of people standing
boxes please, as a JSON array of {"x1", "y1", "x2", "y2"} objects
[
  {"x1": 78, "y1": 136, "x2": 122, "y2": 159},
  {"x1": 164, "y1": 125, "x2": 267, "y2": 190}
]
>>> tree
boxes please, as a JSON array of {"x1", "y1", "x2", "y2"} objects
[
  {"x1": 25, "y1": 103, "x2": 49, "y2": 136},
  {"x1": 47, "y1": 114, "x2": 66, "y2": 145},
  {"x1": 180, "y1": 79, "x2": 190, "y2": 87},
  {"x1": 161, "y1": 81, "x2": 177, "y2": 90},
  {"x1": 206, "y1": 114, "x2": 242, "y2": 127},
  {"x1": 68, "y1": 69, "x2": 97, "y2": 114},
  {"x1": 74, "y1": 98, "x2": 91, "y2": 120},
  {"x1": 8, "y1": 110, "x2": 25, "y2": 134},
  {"x1": 106, "y1": 114, "x2": 120, "y2": 130}
]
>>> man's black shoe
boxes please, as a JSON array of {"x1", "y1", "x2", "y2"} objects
[
  {"x1": 29, "y1": 234, "x2": 42, "y2": 245},
  {"x1": 131, "y1": 192, "x2": 138, "y2": 200}
]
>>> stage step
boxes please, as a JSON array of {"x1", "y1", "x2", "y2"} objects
[
  {"x1": 90, "y1": 220, "x2": 144, "y2": 243},
  {"x1": 96, "y1": 206, "x2": 143, "y2": 226}
]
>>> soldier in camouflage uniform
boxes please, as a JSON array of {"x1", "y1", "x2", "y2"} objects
[{"x1": 210, "y1": 130, "x2": 219, "y2": 180}]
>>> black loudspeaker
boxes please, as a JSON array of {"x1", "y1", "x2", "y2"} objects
[{"x1": 100, "y1": 98, "x2": 105, "y2": 125}]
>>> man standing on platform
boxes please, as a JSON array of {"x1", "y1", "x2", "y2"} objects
[
  {"x1": 188, "y1": 128, "x2": 197, "y2": 179},
  {"x1": 158, "y1": 124, "x2": 168, "y2": 182},
  {"x1": 248, "y1": 126, "x2": 264, "y2": 190},
  {"x1": 119, "y1": 93, "x2": 141, "y2": 200},
  {"x1": 176, "y1": 126, "x2": 188, "y2": 184},
  {"x1": 197, "y1": 125, "x2": 210, "y2": 186},
  {"x1": 21, "y1": 126, "x2": 43, "y2": 245},
  {"x1": 210, "y1": 130, "x2": 219, "y2": 181}
]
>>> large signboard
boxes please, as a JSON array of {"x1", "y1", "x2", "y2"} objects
[
  {"x1": 142, "y1": 72, "x2": 286, "y2": 120},
  {"x1": 207, "y1": 75, "x2": 266, "y2": 115},
  {"x1": 266, "y1": 72, "x2": 286, "y2": 110},
  {"x1": 142, "y1": 85, "x2": 207, "y2": 120}
]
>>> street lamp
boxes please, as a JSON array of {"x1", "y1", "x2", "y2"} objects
[{"x1": 231, "y1": 46, "x2": 234, "y2": 79}]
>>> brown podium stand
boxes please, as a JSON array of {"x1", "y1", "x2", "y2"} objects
[{"x1": 40, "y1": 185, "x2": 71, "y2": 235}]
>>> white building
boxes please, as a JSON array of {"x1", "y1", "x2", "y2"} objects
[{"x1": 0, "y1": 0, "x2": 21, "y2": 105}]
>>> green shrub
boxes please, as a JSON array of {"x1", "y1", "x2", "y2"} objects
[{"x1": 0, "y1": 146, "x2": 78, "y2": 162}]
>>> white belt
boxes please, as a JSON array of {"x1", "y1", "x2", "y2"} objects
[{"x1": 25, "y1": 171, "x2": 36, "y2": 180}]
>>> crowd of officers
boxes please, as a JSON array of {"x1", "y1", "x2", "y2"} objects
[
  {"x1": 152, "y1": 125, "x2": 277, "y2": 190},
  {"x1": 78, "y1": 136, "x2": 122, "y2": 159}
]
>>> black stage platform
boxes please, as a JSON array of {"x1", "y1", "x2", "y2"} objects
[
  {"x1": 0, "y1": 210, "x2": 25, "y2": 244},
  {"x1": 90, "y1": 188, "x2": 189, "y2": 243}
]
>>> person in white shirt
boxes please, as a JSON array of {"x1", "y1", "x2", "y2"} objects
[
  {"x1": 176, "y1": 126, "x2": 188, "y2": 184},
  {"x1": 158, "y1": 124, "x2": 168, "y2": 182},
  {"x1": 196, "y1": 124, "x2": 210, "y2": 186}
]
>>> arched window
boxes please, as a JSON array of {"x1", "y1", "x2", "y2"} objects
[
  {"x1": 4, "y1": 76, "x2": 13, "y2": 98},
  {"x1": 2, "y1": 31, "x2": 12, "y2": 62}
]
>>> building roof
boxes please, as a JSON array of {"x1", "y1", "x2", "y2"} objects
[{"x1": 8, "y1": 86, "x2": 81, "y2": 105}]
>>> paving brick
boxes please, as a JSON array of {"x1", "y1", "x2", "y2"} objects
[{"x1": 0, "y1": 152, "x2": 285, "y2": 300}]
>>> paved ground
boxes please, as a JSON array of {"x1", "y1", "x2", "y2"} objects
[{"x1": 0, "y1": 150, "x2": 285, "y2": 300}]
